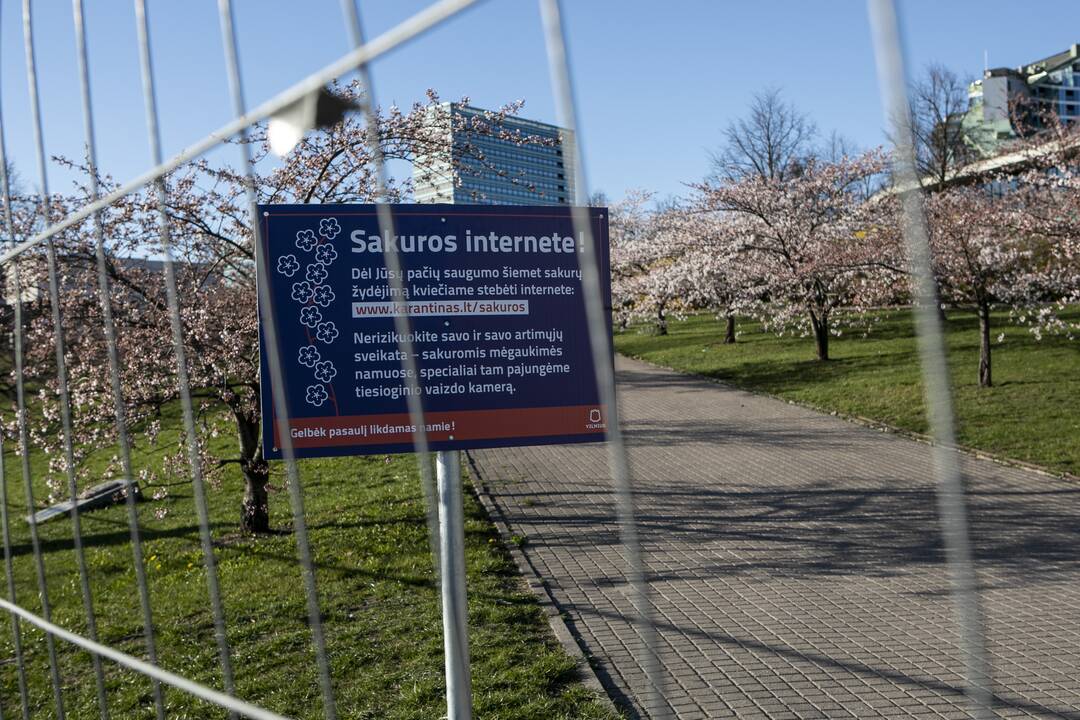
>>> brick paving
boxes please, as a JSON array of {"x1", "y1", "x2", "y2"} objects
[{"x1": 467, "y1": 355, "x2": 1080, "y2": 719}]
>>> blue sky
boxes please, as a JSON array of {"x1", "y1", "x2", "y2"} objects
[{"x1": 1, "y1": 1, "x2": 1078, "y2": 204}]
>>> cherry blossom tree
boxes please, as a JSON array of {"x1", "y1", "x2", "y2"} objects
[
  {"x1": 19, "y1": 85, "x2": 552, "y2": 532},
  {"x1": 609, "y1": 195, "x2": 720, "y2": 336},
  {"x1": 923, "y1": 184, "x2": 1075, "y2": 388},
  {"x1": 1006, "y1": 118, "x2": 1080, "y2": 314},
  {"x1": 610, "y1": 191, "x2": 671, "y2": 332},
  {"x1": 666, "y1": 210, "x2": 761, "y2": 344},
  {"x1": 693, "y1": 150, "x2": 901, "y2": 360},
  {"x1": 631, "y1": 209, "x2": 750, "y2": 344},
  {"x1": 620, "y1": 252, "x2": 697, "y2": 336},
  {"x1": 692, "y1": 248, "x2": 741, "y2": 344},
  {"x1": 921, "y1": 113, "x2": 1080, "y2": 388}
]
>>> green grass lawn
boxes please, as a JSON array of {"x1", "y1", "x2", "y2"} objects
[
  {"x1": 0, "y1": 411, "x2": 618, "y2": 719},
  {"x1": 614, "y1": 307, "x2": 1080, "y2": 476}
]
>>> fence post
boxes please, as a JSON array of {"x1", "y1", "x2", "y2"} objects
[{"x1": 437, "y1": 451, "x2": 472, "y2": 720}]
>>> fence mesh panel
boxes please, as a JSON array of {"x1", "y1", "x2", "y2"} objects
[{"x1": 0, "y1": 0, "x2": 994, "y2": 718}]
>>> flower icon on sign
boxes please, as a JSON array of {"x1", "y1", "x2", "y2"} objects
[
  {"x1": 298, "y1": 344, "x2": 321, "y2": 368},
  {"x1": 305, "y1": 262, "x2": 328, "y2": 284},
  {"x1": 312, "y1": 285, "x2": 335, "y2": 307},
  {"x1": 315, "y1": 243, "x2": 337, "y2": 265},
  {"x1": 315, "y1": 321, "x2": 339, "y2": 344},
  {"x1": 296, "y1": 229, "x2": 318, "y2": 252},
  {"x1": 319, "y1": 217, "x2": 341, "y2": 240},
  {"x1": 305, "y1": 384, "x2": 328, "y2": 407},
  {"x1": 291, "y1": 281, "x2": 314, "y2": 303},
  {"x1": 276, "y1": 254, "x2": 300, "y2": 277},
  {"x1": 313, "y1": 360, "x2": 337, "y2": 383},
  {"x1": 299, "y1": 305, "x2": 322, "y2": 328}
]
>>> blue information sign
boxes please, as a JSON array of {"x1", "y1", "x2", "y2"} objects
[{"x1": 258, "y1": 204, "x2": 611, "y2": 458}]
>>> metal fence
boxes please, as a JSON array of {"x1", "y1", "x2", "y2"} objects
[{"x1": 0, "y1": 0, "x2": 993, "y2": 718}]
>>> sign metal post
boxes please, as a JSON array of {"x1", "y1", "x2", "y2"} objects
[{"x1": 437, "y1": 449, "x2": 472, "y2": 720}]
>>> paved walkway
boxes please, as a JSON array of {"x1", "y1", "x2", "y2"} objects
[{"x1": 468, "y1": 355, "x2": 1080, "y2": 719}]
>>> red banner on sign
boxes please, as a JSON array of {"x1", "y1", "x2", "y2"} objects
[{"x1": 271, "y1": 404, "x2": 607, "y2": 451}]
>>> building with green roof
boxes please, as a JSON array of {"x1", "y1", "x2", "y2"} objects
[{"x1": 963, "y1": 43, "x2": 1079, "y2": 156}]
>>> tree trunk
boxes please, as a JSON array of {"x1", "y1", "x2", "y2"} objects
[
  {"x1": 241, "y1": 463, "x2": 270, "y2": 533},
  {"x1": 656, "y1": 304, "x2": 667, "y2": 336},
  {"x1": 233, "y1": 409, "x2": 271, "y2": 533},
  {"x1": 809, "y1": 312, "x2": 829, "y2": 361},
  {"x1": 723, "y1": 313, "x2": 736, "y2": 344},
  {"x1": 977, "y1": 302, "x2": 992, "y2": 388}
]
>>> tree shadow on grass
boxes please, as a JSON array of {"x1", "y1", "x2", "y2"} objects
[
  {"x1": 16, "y1": 498, "x2": 539, "y2": 605},
  {"x1": 697, "y1": 351, "x2": 919, "y2": 389},
  {"x1": 614, "y1": 349, "x2": 922, "y2": 397},
  {"x1": 3, "y1": 514, "x2": 226, "y2": 559},
  {"x1": 3, "y1": 502, "x2": 445, "y2": 591}
]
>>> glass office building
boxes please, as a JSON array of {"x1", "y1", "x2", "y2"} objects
[{"x1": 413, "y1": 103, "x2": 575, "y2": 206}]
